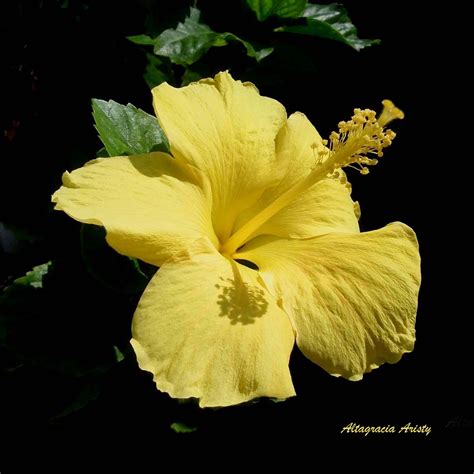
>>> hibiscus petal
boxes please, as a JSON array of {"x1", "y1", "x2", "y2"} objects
[
  {"x1": 152, "y1": 71, "x2": 287, "y2": 241},
  {"x1": 52, "y1": 153, "x2": 217, "y2": 266},
  {"x1": 233, "y1": 112, "x2": 359, "y2": 241},
  {"x1": 275, "y1": 111, "x2": 327, "y2": 188},
  {"x1": 131, "y1": 238, "x2": 295, "y2": 407},
  {"x1": 236, "y1": 223, "x2": 421, "y2": 380}
]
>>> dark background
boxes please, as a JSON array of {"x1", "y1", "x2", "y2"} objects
[{"x1": 0, "y1": 0, "x2": 470, "y2": 466}]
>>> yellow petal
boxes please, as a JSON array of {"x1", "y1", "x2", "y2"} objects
[
  {"x1": 52, "y1": 153, "x2": 218, "y2": 266},
  {"x1": 131, "y1": 238, "x2": 295, "y2": 407},
  {"x1": 236, "y1": 223, "x2": 421, "y2": 380},
  {"x1": 152, "y1": 71, "x2": 287, "y2": 241},
  {"x1": 274, "y1": 111, "x2": 327, "y2": 187},
  {"x1": 233, "y1": 112, "x2": 359, "y2": 240}
]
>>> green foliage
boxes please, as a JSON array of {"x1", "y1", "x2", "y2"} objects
[
  {"x1": 277, "y1": 3, "x2": 380, "y2": 51},
  {"x1": 1, "y1": 257, "x2": 135, "y2": 420},
  {"x1": 246, "y1": 0, "x2": 308, "y2": 21},
  {"x1": 0, "y1": 261, "x2": 124, "y2": 376},
  {"x1": 92, "y1": 99, "x2": 170, "y2": 156},
  {"x1": 127, "y1": 34, "x2": 155, "y2": 46},
  {"x1": 150, "y1": 7, "x2": 224, "y2": 66},
  {"x1": 129, "y1": 3, "x2": 379, "y2": 89},
  {"x1": 245, "y1": 1, "x2": 379, "y2": 51},
  {"x1": 51, "y1": 381, "x2": 102, "y2": 420},
  {"x1": 170, "y1": 422, "x2": 197, "y2": 433},
  {"x1": 144, "y1": 53, "x2": 174, "y2": 88},
  {"x1": 221, "y1": 33, "x2": 274, "y2": 62},
  {"x1": 129, "y1": 7, "x2": 272, "y2": 68},
  {"x1": 13, "y1": 261, "x2": 52, "y2": 289},
  {"x1": 181, "y1": 65, "x2": 211, "y2": 86},
  {"x1": 113, "y1": 345, "x2": 125, "y2": 363}
]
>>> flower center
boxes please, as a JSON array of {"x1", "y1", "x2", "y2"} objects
[{"x1": 220, "y1": 100, "x2": 404, "y2": 257}]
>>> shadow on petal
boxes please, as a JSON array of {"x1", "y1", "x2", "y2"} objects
[{"x1": 215, "y1": 261, "x2": 268, "y2": 325}]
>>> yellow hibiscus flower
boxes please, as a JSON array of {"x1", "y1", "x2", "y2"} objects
[{"x1": 52, "y1": 72, "x2": 421, "y2": 408}]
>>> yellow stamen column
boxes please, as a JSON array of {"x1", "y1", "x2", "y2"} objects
[{"x1": 220, "y1": 100, "x2": 404, "y2": 256}]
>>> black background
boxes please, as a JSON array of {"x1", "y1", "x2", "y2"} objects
[{"x1": 0, "y1": 0, "x2": 470, "y2": 467}]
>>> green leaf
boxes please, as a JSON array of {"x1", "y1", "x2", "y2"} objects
[
  {"x1": 276, "y1": 3, "x2": 380, "y2": 51},
  {"x1": 127, "y1": 37, "x2": 175, "y2": 88},
  {"x1": 14, "y1": 262, "x2": 52, "y2": 289},
  {"x1": 113, "y1": 345, "x2": 125, "y2": 363},
  {"x1": 80, "y1": 224, "x2": 152, "y2": 295},
  {"x1": 51, "y1": 382, "x2": 102, "y2": 420},
  {"x1": 270, "y1": 397, "x2": 287, "y2": 403},
  {"x1": 91, "y1": 99, "x2": 170, "y2": 156},
  {"x1": 246, "y1": 0, "x2": 307, "y2": 21},
  {"x1": 181, "y1": 68, "x2": 204, "y2": 86},
  {"x1": 144, "y1": 53, "x2": 174, "y2": 89},
  {"x1": 127, "y1": 34, "x2": 155, "y2": 46},
  {"x1": 1, "y1": 262, "x2": 52, "y2": 346},
  {"x1": 1, "y1": 262, "x2": 51, "y2": 346},
  {"x1": 170, "y1": 422, "x2": 197, "y2": 434},
  {"x1": 150, "y1": 7, "x2": 273, "y2": 65},
  {"x1": 1, "y1": 259, "x2": 131, "y2": 380},
  {"x1": 222, "y1": 33, "x2": 274, "y2": 62},
  {"x1": 153, "y1": 7, "x2": 223, "y2": 66},
  {"x1": 95, "y1": 147, "x2": 109, "y2": 158}
]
